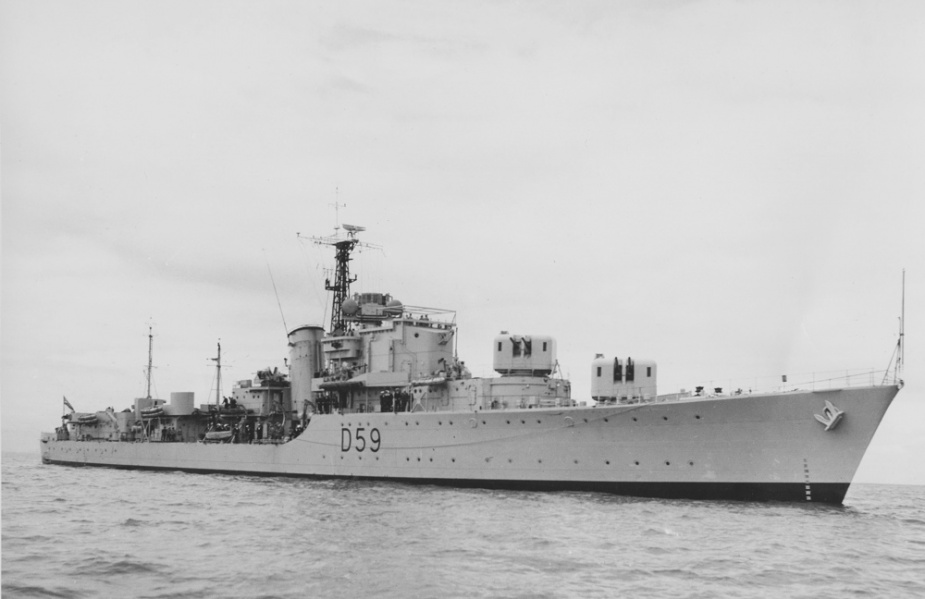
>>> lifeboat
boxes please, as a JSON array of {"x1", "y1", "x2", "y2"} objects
[
  {"x1": 204, "y1": 430, "x2": 234, "y2": 443},
  {"x1": 76, "y1": 414, "x2": 98, "y2": 425},
  {"x1": 141, "y1": 406, "x2": 164, "y2": 419},
  {"x1": 218, "y1": 405, "x2": 247, "y2": 420}
]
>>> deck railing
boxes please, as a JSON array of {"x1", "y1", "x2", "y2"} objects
[{"x1": 652, "y1": 367, "x2": 900, "y2": 403}]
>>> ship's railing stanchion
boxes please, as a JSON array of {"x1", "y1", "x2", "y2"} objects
[{"x1": 682, "y1": 368, "x2": 892, "y2": 400}]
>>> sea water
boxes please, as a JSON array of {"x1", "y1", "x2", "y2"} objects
[{"x1": 3, "y1": 452, "x2": 923, "y2": 599}]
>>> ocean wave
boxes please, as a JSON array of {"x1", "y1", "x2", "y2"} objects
[
  {"x1": 103, "y1": 559, "x2": 165, "y2": 576},
  {"x1": 3, "y1": 454, "x2": 924, "y2": 599},
  {"x1": 0, "y1": 583, "x2": 83, "y2": 599}
]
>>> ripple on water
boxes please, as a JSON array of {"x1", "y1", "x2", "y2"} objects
[
  {"x1": 3, "y1": 455, "x2": 924, "y2": 599},
  {"x1": 0, "y1": 583, "x2": 84, "y2": 599}
]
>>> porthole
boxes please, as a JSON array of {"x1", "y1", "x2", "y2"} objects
[
  {"x1": 634, "y1": 461, "x2": 639, "y2": 466},
  {"x1": 695, "y1": 415, "x2": 701, "y2": 420},
  {"x1": 663, "y1": 416, "x2": 668, "y2": 421},
  {"x1": 665, "y1": 461, "x2": 671, "y2": 466},
  {"x1": 605, "y1": 460, "x2": 611, "y2": 465},
  {"x1": 521, "y1": 420, "x2": 526, "y2": 424},
  {"x1": 689, "y1": 461, "x2": 694, "y2": 466},
  {"x1": 604, "y1": 418, "x2": 609, "y2": 422},
  {"x1": 632, "y1": 417, "x2": 638, "y2": 422}
]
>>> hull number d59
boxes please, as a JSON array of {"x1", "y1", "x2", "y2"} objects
[{"x1": 341, "y1": 427, "x2": 381, "y2": 452}]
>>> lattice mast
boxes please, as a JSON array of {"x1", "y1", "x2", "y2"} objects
[
  {"x1": 310, "y1": 224, "x2": 378, "y2": 335},
  {"x1": 326, "y1": 235, "x2": 359, "y2": 335}
]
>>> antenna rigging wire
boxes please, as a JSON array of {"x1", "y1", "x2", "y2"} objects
[
  {"x1": 264, "y1": 251, "x2": 290, "y2": 338},
  {"x1": 295, "y1": 234, "x2": 328, "y2": 326}
]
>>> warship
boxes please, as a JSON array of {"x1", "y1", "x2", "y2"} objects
[{"x1": 40, "y1": 226, "x2": 905, "y2": 504}]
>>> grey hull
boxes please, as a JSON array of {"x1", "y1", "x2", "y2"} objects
[{"x1": 41, "y1": 384, "x2": 899, "y2": 504}]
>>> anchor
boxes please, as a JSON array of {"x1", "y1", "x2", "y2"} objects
[{"x1": 814, "y1": 400, "x2": 845, "y2": 431}]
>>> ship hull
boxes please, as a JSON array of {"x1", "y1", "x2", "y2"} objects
[{"x1": 41, "y1": 384, "x2": 898, "y2": 504}]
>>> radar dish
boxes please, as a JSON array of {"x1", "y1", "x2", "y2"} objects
[{"x1": 342, "y1": 224, "x2": 366, "y2": 233}]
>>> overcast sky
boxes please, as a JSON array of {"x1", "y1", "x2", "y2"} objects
[{"x1": 2, "y1": 0, "x2": 923, "y2": 484}]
